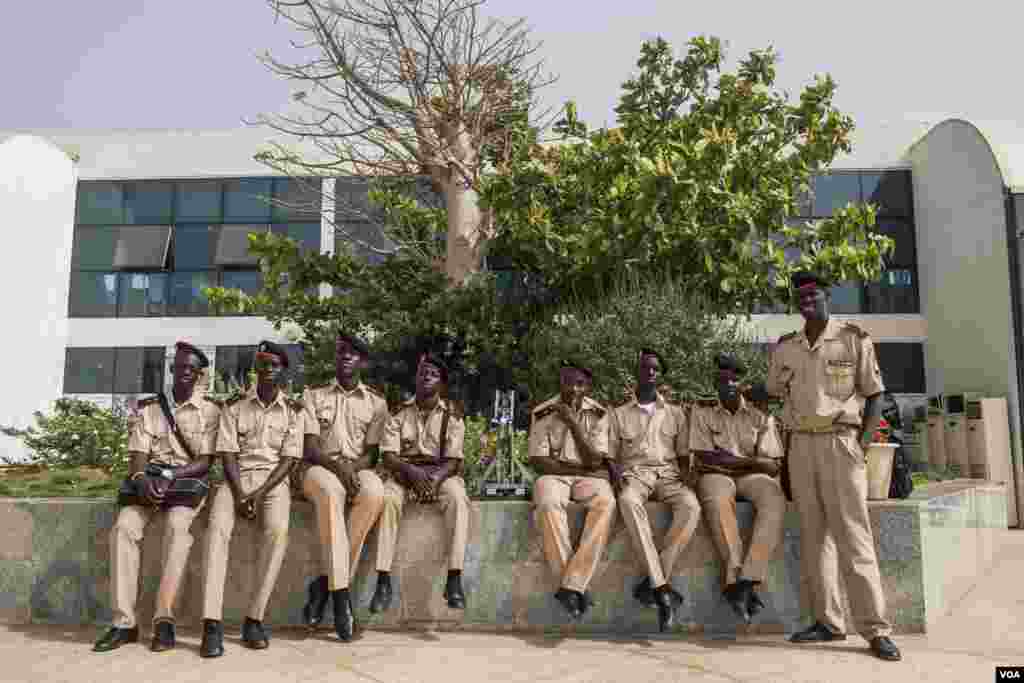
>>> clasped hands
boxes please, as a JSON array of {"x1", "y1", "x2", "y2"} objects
[
  {"x1": 141, "y1": 475, "x2": 171, "y2": 505},
  {"x1": 401, "y1": 463, "x2": 444, "y2": 502},
  {"x1": 696, "y1": 447, "x2": 750, "y2": 470}
]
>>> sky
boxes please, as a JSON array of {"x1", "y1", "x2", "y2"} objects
[{"x1": 3, "y1": 0, "x2": 1023, "y2": 135}]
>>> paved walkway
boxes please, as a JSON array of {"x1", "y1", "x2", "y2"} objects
[{"x1": 5, "y1": 531, "x2": 1024, "y2": 682}]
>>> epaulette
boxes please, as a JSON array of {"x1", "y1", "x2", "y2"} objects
[
  {"x1": 137, "y1": 396, "x2": 159, "y2": 407},
  {"x1": 365, "y1": 385, "x2": 385, "y2": 400},
  {"x1": 533, "y1": 404, "x2": 557, "y2": 422},
  {"x1": 778, "y1": 331, "x2": 799, "y2": 343},
  {"x1": 842, "y1": 322, "x2": 870, "y2": 338}
]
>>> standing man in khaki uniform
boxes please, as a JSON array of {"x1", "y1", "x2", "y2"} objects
[
  {"x1": 529, "y1": 360, "x2": 615, "y2": 620},
  {"x1": 690, "y1": 354, "x2": 786, "y2": 625},
  {"x1": 609, "y1": 349, "x2": 700, "y2": 632},
  {"x1": 94, "y1": 342, "x2": 220, "y2": 653},
  {"x1": 297, "y1": 331, "x2": 389, "y2": 641},
  {"x1": 767, "y1": 271, "x2": 900, "y2": 661},
  {"x1": 377, "y1": 354, "x2": 471, "y2": 609},
  {"x1": 199, "y1": 341, "x2": 305, "y2": 658}
]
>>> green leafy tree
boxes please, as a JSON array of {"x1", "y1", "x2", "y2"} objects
[
  {"x1": 481, "y1": 36, "x2": 894, "y2": 314},
  {"x1": 0, "y1": 398, "x2": 131, "y2": 471}
]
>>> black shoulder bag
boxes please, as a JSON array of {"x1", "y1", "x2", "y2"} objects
[{"x1": 117, "y1": 394, "x2": 211, "y2": 509}]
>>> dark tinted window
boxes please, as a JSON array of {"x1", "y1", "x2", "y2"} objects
[
  {"x1": 72, "y1": 226, "x2": 120, "y2": 269},
  {"x1": 122, "y1": 182, "x2": 173, "y2": 224},
  {"x1": 221, "y1": 269, "x2": 263, "y2": 296},
  {"x1": 112, "y1": 225, "x2": 172, "y2": 270},
  {"x1": 861, "y1": 170, "x2": 912, "y2": 217},
  {"x1": 215, "y1": 224, "x2": 266, "y2": 266},
  {"x1": 272, "y1": 178, "x2": 322, "y2": 222},
  {"x1": 113, "y1": 347, "x2": 166, "y2": 394},
  {"x1": 875, "y1": 342, "x2": 925, "y2": 393},
  {"x1": 117, "y1": 273, "x2": 168, "y2": 317},
  {"x1": 76, "y1": 182, "x2": 124, "y2": 225},
  {"x1": 173, "y1": 224, "x2": 219, "y2": 269},
  {"x1": 873, "y1": 219, "x2": 916, "y2": 268},
  {"x1": 223, "y1": 178, "x2": 272, "y2": 222},
  {"x1": 68, "y1": 272, "x2": 118, "y2": 317},
  {"x1": 828, "y1": 281, "x2": 863, "y2": 314},
  {"x1": 811, "y1": 173, "x2": 861, "y2": 217},
  {"x1": 215, "y1": 346, "x2": 257, "y2": 390},
  {"x1": 273, "y1": 222, "x2": 321, "y2": 255},
  {"x1": 64, "y1": 348, "x2": 115, "y2": 394},
  {"x1": 176, "y1": 180, "x2": 223, "y2": 222},
  {"x1": 865, "y1": 269, "x2": 918, "y2": 314},
  {"x1": 168, "y1": 271, "x2": 214, "y2": 316}
]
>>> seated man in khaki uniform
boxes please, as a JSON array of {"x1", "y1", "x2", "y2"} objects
[
  {"x1": 609, "y1": 349, "x2": 700, "y2": 632},
  {"x1": 297, "y1": 330, "x2": 390, "y2": 640},
  {"x1": 199, "y1": 341, "x2": 305, "y2": 658},
  {"x1": 376, "y1": 353, "x2": 471, "y2": 608},
  {"x1": 529, "y1": 360, "x2": 615, "y2": 620},
  {"x1": 690, "y1": 354, "x2": 786, "y2": 625},
  {"x1": 767, "y1": 270, "x2": 900, "y2": 662},
  {"x1": 94, "y1": 341, "x2": 220, "y2": 654}
]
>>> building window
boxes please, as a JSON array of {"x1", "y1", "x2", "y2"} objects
[
  {"x1": 169, "y1": 271, "x2": 215, "y2": 316},
  {"x1": 69, "y1": 272, "x2": 118, "y2": 317},
  {"x1": 64, "y1": 347, "x2": 165, "y2": 395},
  {"x1": 272, "y1": 222, "x2": 321, "y2": 256},
  {"x1": 224, "y1": 178, "x2": 273, "y2": 223},
  {"x1": 117, "y1": 273, "x2": 168, "y2": 317},
  {"x1": 215, "y1": 346, "x2": 256, "y2": 391},
  {"x1": 811, "y1": 172, "x2": 862, "y2": 217},
  {"x1": 875, "y1": 342, "x2": 926, "y2": 394},
  {"x1": 271, "y1": 178, "x2": 322, "y2": 222},
  {"x1": 175, "y1": 180, "x2": 223, "y2": 222}
]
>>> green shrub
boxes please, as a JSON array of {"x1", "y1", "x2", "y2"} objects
[
  {"x1": 462, "y1": 415, "x2": 530, "y2": 497},
  {"x1": 1, "y1": 398, "x2": 131, "y2": 471}
]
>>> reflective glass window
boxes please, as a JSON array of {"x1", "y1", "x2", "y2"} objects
[
  {"x1": 68, "y1": 272, "x2": 118, "y2": 317},
  {"x1": 215, "y1": 224, "x2": 267, "y2": 266},
  {"x1": 865, "y1": 269, "x2": 918, "y2": 314},
  {"x1": 76, "y1": 182, "x2": 124, "y2": 225},
  {"x1": 334, "y1": 178, "x2": 377, "y2": 221},
  {"x1": 112, "y1": 225, "x2": 172, "y2": 270},
  {"x1": 873, "y1": 220, "x2": 916, "y2": 268},
  {"x1": 175, "y1": 180, "x2": 223, "y2": 222},
  {"x1": 64, "y1": 348, "x2": 115, "y2": 394},
  {"x1": 215, "y1": 346, "x2": 256, "y2": 391},
  {"x1": 173, "y1": 224, "x2": 219, "y2": 269},
  {"x1": 828, "y1": 280, "x2": 864, "y2": 314},
  {"x1": 272, "y1": 222, "x2": 321, "y2": 255},
  {"x1": 811, "y1": 173, "x2": 861, "y2": 217},
  {"x1": 168, "y1": 271, "x2": 214, "y2": 316},
  {"x1": 224, "y1": 178, "x2": 272, "y2": 222},
  {"x1": 122, "y1": 182, "x2": 173, "y2": 224},
  {"x1": 875, "y1": 342, "x2": 925, "y2": 393},
  {"x1": 861, "y1": 170, "x2": 912, "y2": 217},
  {"x1": 221, "y1": 269, "x2": 264, "y2": 296},
  {"x1": 72, "y1": 226, "x2": 119, "y2": 269},
  {"x1": 272, "y1": 178, "x2": 322, "y2": 222},
  {"x1": 117, "y1": 273, "x2": 168, "y2": 317}
]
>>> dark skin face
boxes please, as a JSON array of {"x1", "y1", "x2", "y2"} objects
[
  {"x1": 415, "y1": 362, "x2": 443, "y2": 402},
  {"x1": 637, "y1": 354, "x2": 662, "y2": 391},
  {"x1": 171, "y1": 350, "x2": 203, "y2": 399},
  {"x1": 335, "y1": 339, "x2": 362, "y2": 388},
  {"x1": 797, "y1": 286, "x2": 829, "y2": 322},
  {"x1": 254, "y1": 354, "x2": 285, "y2": 393},
  {"x1": 559, "y1": 368, "x2": 589, "y2": 409},
  {"x1": 716, "y1": 369, "x2": 742, "y2": 410}
]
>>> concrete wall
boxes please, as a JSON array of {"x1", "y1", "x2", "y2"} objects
[
  {"x1": 907, "y1": 120, "x2": 1023, "y2": 510},
  {"x1": 0, "y1": 482, "x2": 1007, "y2": 636},
  {"x1": 0, "y1": 136, "x2": 77, "y2": 462}
]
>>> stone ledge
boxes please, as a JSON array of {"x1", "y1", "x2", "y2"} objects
[{"x1": 0, "y1": 481, "x2": 1008, "y2": 635}]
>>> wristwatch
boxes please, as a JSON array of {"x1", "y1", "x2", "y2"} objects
[{"x1": 158, "y1": 468, "x2": 174, "y2": 481}]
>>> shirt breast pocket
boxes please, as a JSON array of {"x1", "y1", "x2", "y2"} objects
[
  {"x1": 267, "y1": 423, "x2": 290, "y2": 451},
  {"x1": 825, "y1": 359, "x2": 856, "y2": 399}
]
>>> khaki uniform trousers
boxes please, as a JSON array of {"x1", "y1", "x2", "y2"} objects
[
  {"x1": 790, "y1": 430, "x2": 892, "y2": 640},
  {"x1": 302, "y1": 465, "x2": 386, "y2": 590},
  {"x1": 697, "y1": 472, "x2": 786, "y2": 589},
  {"x1": 202, "y1": 469, "x2": 291, "y2": 621},
  {"x1": 109, "y1": 500, "x2": 205, "y2": 628},
  {"x1": 377, "y1": 475, "x2": 470, "y2": 572},
  {"x1": 618, "y1": 467, "x2": 701, "y2": 588},
  {"x1": 533, "y1": 475, "x2": 616, "y2": 593}
]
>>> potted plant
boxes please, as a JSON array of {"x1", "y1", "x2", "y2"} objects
[{"x1": 865, "y1": 418, "x2": 899, "y2": 500}]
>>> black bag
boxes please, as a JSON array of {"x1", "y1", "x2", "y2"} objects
[
  {"x1": 780, "y1": 430, "x2": 793, "y2": 502},
  {"x1": 117, "y1": 393, "x2": 210, "y2": 509},
  {"x1": 888, "y1": 441, "x2": 914, "y2": 499}
]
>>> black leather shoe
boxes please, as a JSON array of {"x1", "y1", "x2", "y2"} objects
[
  {"x1": 723, "y1": 581, "x2": 752, "y2": 625},
  {"x1": 332, "y1": 589, "x2": 355, "y2": 642},
  {"x1": 241, "y1": 617, "x2": 269, "y2": 650},
  {"x1": 302, "y1": 575, "x2": 330, "y2": 629},
  {"x1": 790, "y1": 622, "x2": 847, "y2": 643},
  {"x1": 199, "y1": 620, "x2": 224, "y2": 659},
  {"x1": 870, "y1": 636, "x2": 901, "y2": 661},
  {"x1": 150, "y1": 621, "x2": 175, "y2": 652},
  {"x1": 369, "y1": 572, "x2": 393, "y2": 614},
  {"x1": 554, "y1": 588, "x2": 582, "y2": 620},
  {"x1": 444, "y1": 572, "x2": 466, "y2": 609},
  {"x1": 93, "y1": 626, "x2": 139, "y2": 652},
  {"x1": 654, "y1": 587, "x2": 677, "y2": 633},
  {"x1": 747, "y1": 589, "x2": 765, "y2": 618},
  {"x1": 633, "y1": 577, "x2": 656, "y2": 608}
]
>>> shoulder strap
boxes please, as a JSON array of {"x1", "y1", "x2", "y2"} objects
[
  {"x1": 156, "y1": 393, "x2": 196, "y2": 461},
  {"x1": 438, "y1": 408, "x2": 450, "y2": 461}
]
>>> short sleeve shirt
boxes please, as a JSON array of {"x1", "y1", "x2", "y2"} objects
[
  {"x1": 608, "y1": 393, "x2": 689, "y2": 470},
  {"x1": 767, "y1": 319, "x2": 886, "y2": 431},
  {"x1": 380, "y1": 399, "x2": 466, "y2": 462},
  {"x1": 302, "y1": 380, "x2": 389, "y2": 461},
  {"x1": 527, "y1": 395, "x2": 609, "y2": 465},
  {"x1": 689, "y1": 398, "x2": 784, "y2": 461},
  {"x1": 127, "y1": 394, "x2": 221, "y2": 467},
  {"x1": 216, "y1": 391, "x2": 306, "y2": 472}
]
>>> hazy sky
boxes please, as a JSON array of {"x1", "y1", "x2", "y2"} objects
[{"x1": 4, "y1": 0, "x2": 1022, "y2": 133}]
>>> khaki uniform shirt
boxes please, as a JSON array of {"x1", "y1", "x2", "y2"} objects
[
  {"x1": 608, "y1": 393, "x2": 689, "y2": 473},
  {"x1": 528, "y1": 395, "x2": 609, "y2": 468},
  {"x1": 216, "y1": 391, "x2": 307, "y2": 472},
  {"x1": 302, "y1": 380, "x2": 389, "y2": 461},
  {"x1": 127, "y1": 393, "x2": 221, "y2": 467},
  {"x1": 767, "y1": 319, "x2": 886, "y2": 431},
  {"x1": 380, "y1": 398, "x2": 466, "y2": 462},
  {"x1": 689, "y1": 397, "x2": 784, "y2": 461}
]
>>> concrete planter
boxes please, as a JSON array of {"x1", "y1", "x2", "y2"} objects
[{"x1": 866, "y1": 442, "x2": 898, "y2": 500}]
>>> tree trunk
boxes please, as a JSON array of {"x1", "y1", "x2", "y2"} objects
[{"x1": 443, "y1": 177, "x2": 486, "y2": 286}]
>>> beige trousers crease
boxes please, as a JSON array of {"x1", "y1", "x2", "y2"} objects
[
  {"x1": 789, "y1": 431, "x2": 892, "y2": 640},
  {"x1": 697, "y1": 472, "x2": 786, "y2": 589},
  {"x1": 201, "y1": 469, "x2": 291, "y2": 621},
  {"x1": 109, "y1": 500, "x2": 204, "y2": 628},
  {"x1": 301, "y1": 465, "x2": 386, "y2": 590},
  {"x1": 617, "y1": 469, "x2": 701, "y2": 588},
  {"x1": 532, "y1": 475, "x2": 617, "y2": 593},
  {"x1": 376, "y1": 475, "x2": 470, "y2": 572}
]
